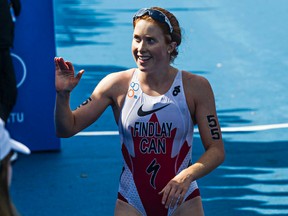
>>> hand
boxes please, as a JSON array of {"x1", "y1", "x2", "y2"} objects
[
  {"x1": 54, "y1": 57, "x2": 84, "y2": 93},
  {"x1": 159, "y1": 169, "x2": 193, "y2": 209}
]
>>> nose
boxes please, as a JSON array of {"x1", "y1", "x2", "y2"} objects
[{"x1": 137, "y1": 40, "x2": 147, "y2": 52}]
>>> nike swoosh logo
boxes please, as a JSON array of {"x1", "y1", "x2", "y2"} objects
[{"x1": 137, "y1": 104, "x2": 170, "y2": 117}]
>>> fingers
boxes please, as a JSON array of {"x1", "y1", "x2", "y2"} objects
[
  {"x1": 177, "y1": 194, "x2": 184, "y2": 206},
  {"x1": 159, "y1": 186, "x2": 171, "y2": 207},
  {"x1": 55, "y1": 57, "x2": 84, "y2": 77},
  {"x1": 170, "y1": 192, "x2": 182, "y2": 209},
  {"x1": 159, "y1": 185, "x2": 184, "y2": 209},
  {"x1": 166, "y1": 192, "x2": 184, "y2": 209},
  {"x1": 66, "y1": 61, "x2": 74, "y2": 71},
  {"x1": 54, "y1": 57, "x2": 69, "y2": 70},
  {"x1": 76, "y1": 69, "x2": 85, "y2": 80},
  {"x1": 54, "y1": 57, "x2": 60, "y2": 70},
  {"x1": 54, "y1": 57, "x2": 84, "y2": 93},
  {"x1": 166, "y1": 189, "x2": 177, "y2": 209}
]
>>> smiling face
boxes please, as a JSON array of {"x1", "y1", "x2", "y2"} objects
[{"x1": 132, "y1": 19, "x2": 173, "y2": 73}]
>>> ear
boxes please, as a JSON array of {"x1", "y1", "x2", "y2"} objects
[{"x1": 167, "y1": 42, "x2": 177, "y2": 54}]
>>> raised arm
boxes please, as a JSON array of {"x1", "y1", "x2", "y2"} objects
[
  {"x1": 54, "y1": 57, "x2": 83, "y2": 137},
  {"x1": 54, "y1": 57, "x2": 114, "y2": 137}
]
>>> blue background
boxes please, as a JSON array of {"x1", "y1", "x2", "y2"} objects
[
  {"x1": 10, "y1": 0, "x2": 288, "y2": 215},
  {"x1": 7, "y1": 0, "x2": 60, "y2": 151}
]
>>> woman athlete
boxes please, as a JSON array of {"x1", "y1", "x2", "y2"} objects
[{"x1": 54, "y1": 7, "x2": 225, "y2": 216}]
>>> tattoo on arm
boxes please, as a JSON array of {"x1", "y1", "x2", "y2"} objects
[
  {"x1": 77, "y1": 97, "x2": 92, "y2": 109},
  {"x1": 206, "y1": 115, "x2": 220, "y2": 140}
]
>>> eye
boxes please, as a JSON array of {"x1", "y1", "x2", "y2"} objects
[
  {"x1": 133, "y1": 35, "x2": 141, "y2": 43},
  {"x1": 146, "y1": 37, "x2": 155, "y2": 44}
]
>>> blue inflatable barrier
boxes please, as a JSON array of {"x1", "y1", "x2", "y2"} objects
[{"x1": 7, "y1": 0, "x2": 60, "y2": 151}]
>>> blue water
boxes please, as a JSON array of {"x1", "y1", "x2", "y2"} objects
[{"x1": 10, "y1": 0, "x2": 288, "y2": 215}]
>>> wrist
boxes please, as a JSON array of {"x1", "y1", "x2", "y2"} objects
[
  {"x1": 184, "y1": 166, "x2": 197, "y2": 183},
  {"x1": 56, "y1": 90, "x2": 71, "y2": 97},
  {"x1": 186, "y1": 173, "x2": 195, "y2": 183}
]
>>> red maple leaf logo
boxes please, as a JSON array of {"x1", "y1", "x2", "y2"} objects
[{"x1": 121, "y1": 113, "x2": 190, "y2": 215}]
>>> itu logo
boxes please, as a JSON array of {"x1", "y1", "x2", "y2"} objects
[{"x1": 11, "y1": 53, "x2": 27, "y2": 88}]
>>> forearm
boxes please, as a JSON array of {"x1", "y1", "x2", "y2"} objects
[
  {"x1": 186, "y1": 145, "x2": 225, "y2": 182},
  {"x1": 54, "y1": 91, "x2": 75, "y2": 137}
]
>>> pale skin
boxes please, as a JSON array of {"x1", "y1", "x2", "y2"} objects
[{"x1": 55, "y1": 19, "x2": 225, "y2": 215}]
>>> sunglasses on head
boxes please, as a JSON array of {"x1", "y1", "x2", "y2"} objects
[{"x1": 133, "y1": 8, "x2": 173, "y2": 34}]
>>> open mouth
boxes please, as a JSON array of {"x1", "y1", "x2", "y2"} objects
[{"x1": 138, "y1": 55, "x2": 151, "y2": 63}]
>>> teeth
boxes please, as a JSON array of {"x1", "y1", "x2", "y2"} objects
[{"x1": 139, "y1": 56, "x2": 150, "y2": 60}]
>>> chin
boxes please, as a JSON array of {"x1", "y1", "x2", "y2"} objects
[
  {"x1": 137, "y1": 61, "x2": 152, "y2": 72},
  {"x1": 137, "y1": 65, "x2": 149, "y2": 72}
]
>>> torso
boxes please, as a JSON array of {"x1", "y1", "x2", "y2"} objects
[
  {"x1": 116, "y1": 69, "x2": 198, "y2": 216},
  {"x1": 111, "y1": 69, "x2": 197, "y2": 124}
]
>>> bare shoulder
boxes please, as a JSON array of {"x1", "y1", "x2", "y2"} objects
[
  {"x1": 102, "y1": 68, "x2": 135, "y2": 84},
  {"x1": 182, "y1": 71, "x2": 213, "y2": 98},
  {"x1": 181, "y1": 71, "x2": 215, "y2": 123},
  {"x1": 90, "y1": 68, "x2": 135, "y2": 109},
  {"x1": 93, "y1": 68, "x2": 135, "y2": 92}
]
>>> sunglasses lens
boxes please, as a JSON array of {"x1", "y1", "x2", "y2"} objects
[
  {"x1": 133, "y1": 8, "x2": 173, "y2": 33},
  {"x1": 133, "y1": 8, "x2": 148, "y2": 20},
  {"x1": 150, "y1": 11, "x2": 165, "y2": 22}
]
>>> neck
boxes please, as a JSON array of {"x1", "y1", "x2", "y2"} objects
[
  {"x1": 139, "y1": 65, "x2": 175, "y2": 83},
  {"x1": 138, "y1": 66, "x2": 178, "y2": 96}
]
